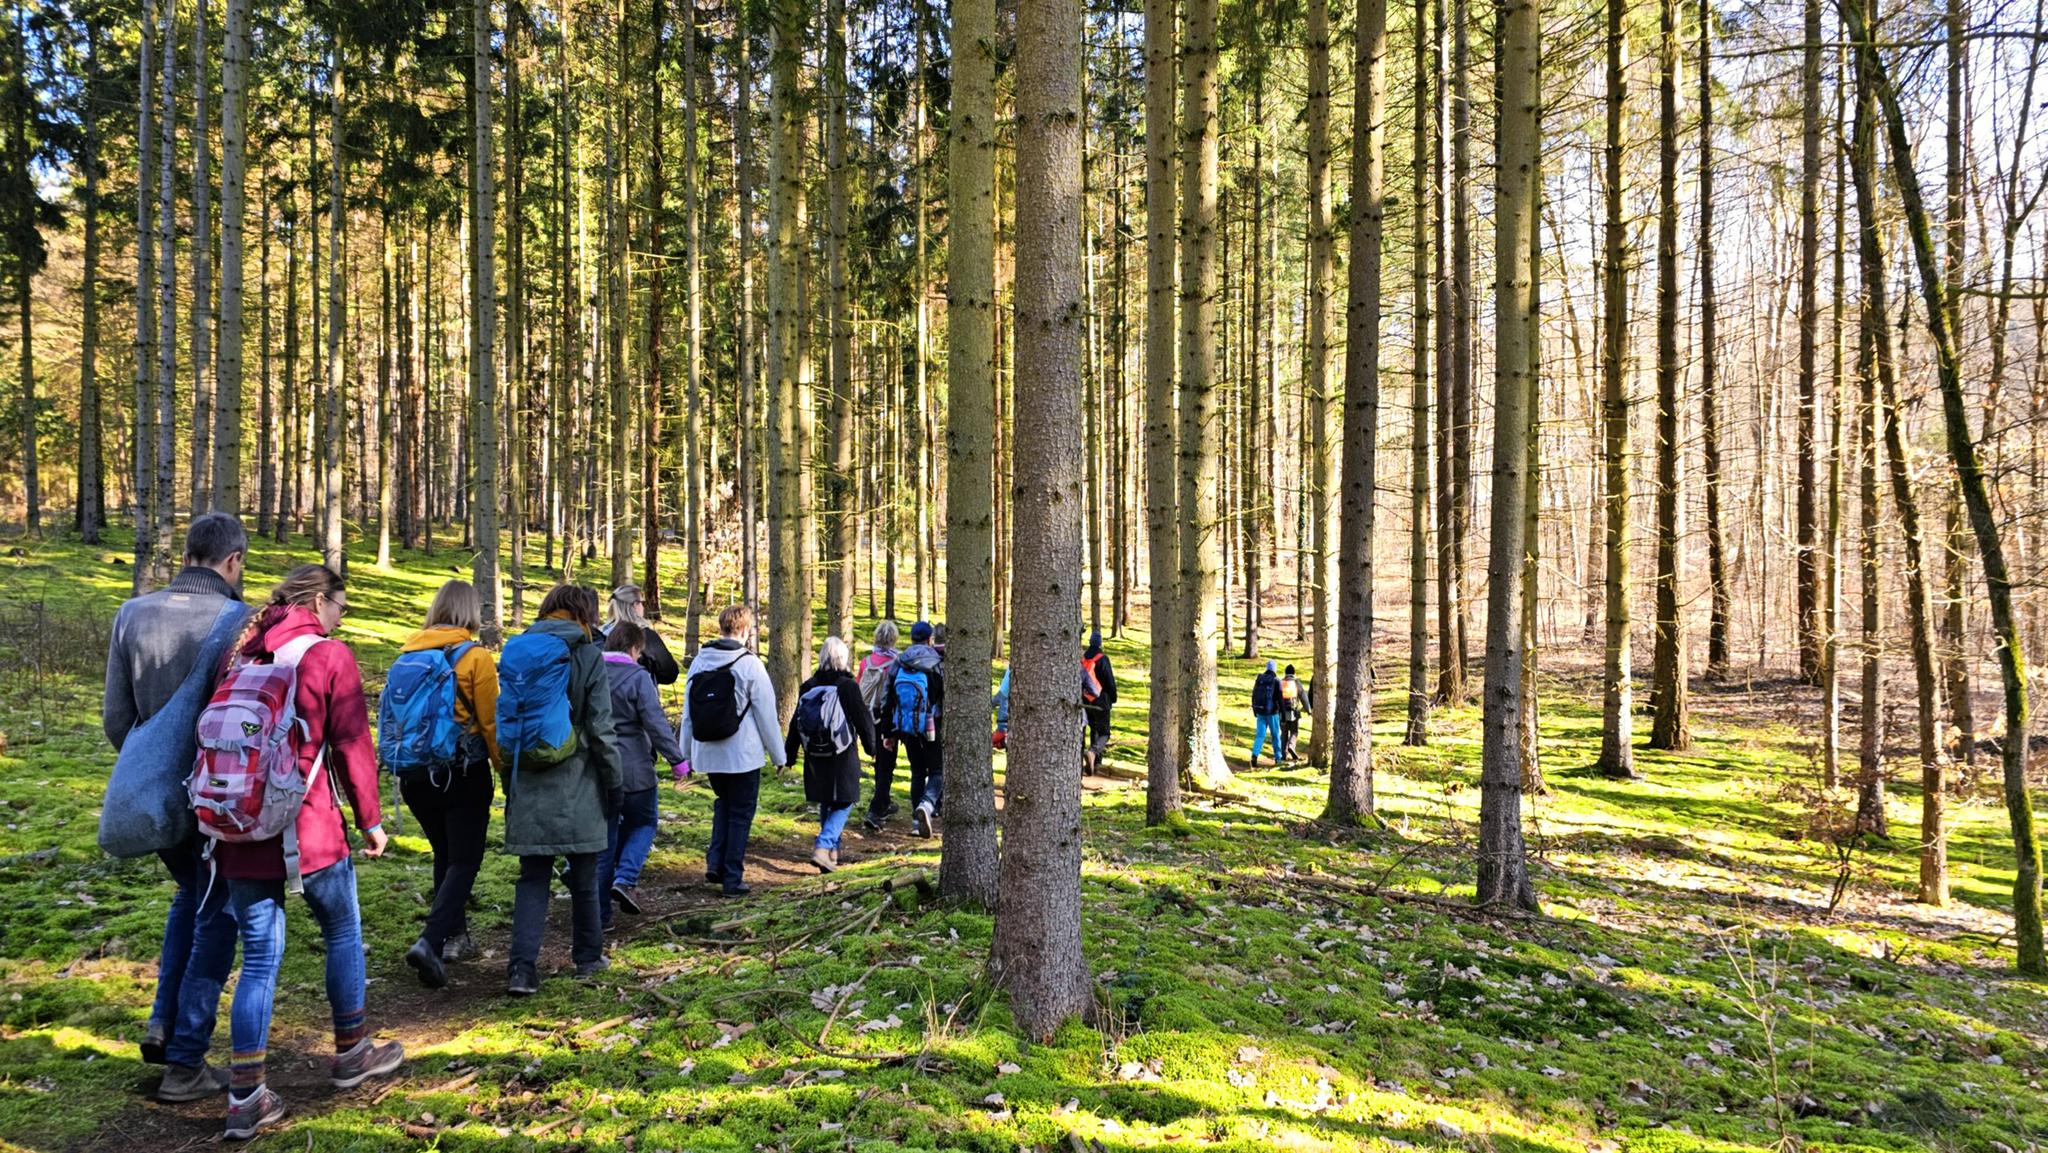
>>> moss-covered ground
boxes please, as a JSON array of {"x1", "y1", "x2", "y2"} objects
[{"x1": 0, "y1": 530, "x2": 2043, "y2": 1152}]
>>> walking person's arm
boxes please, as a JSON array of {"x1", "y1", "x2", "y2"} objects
[{"x1": 102, "y1": 613, "x2": 136, "y2": 750}]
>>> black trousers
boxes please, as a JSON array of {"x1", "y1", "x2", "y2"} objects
[
  {"x1": 399, "y1": 759, "x2": 494, "y2": 951},
  {"x1": 868, "y1": 737, "x2": 900, "y2": 819}
]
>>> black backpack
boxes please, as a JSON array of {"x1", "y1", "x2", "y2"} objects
[{"x1": 688, "y1": 663, "x2": 750, "y2": 742}]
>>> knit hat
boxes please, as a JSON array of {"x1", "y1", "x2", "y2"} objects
[{"x1": 911, "y1": 620, "x2": 934, "y2": 644}]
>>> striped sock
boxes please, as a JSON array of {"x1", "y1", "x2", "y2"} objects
[
  {"x1": 333, "y1": 1007, "x2": 367, "y2": 1054},
  {"x1": 230, "y1": 1049, "x2": 266, "y2": 1093}
]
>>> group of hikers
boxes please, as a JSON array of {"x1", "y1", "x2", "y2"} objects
[
  {"x1": 99, "y1": 511, "x2": 1315, "y2": 1140},
  {"x1": 97, "y1": 513, "x2": 1020, "y2": 1140}
]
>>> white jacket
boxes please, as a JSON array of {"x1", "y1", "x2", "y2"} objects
[{"x1": 680, "y1": 639, "x2": 787, "y2": 773}]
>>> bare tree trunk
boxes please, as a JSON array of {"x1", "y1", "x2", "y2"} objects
[
  {"x1": 1821, "y1": 72, "x2": 1847, "y2": 790},
  {"x1": 824, "y1": 0, "x2": 856, "y2": 642},
  {"x1": 940, "y1": 0, "x2": 999, "y2": 907},
  {"x1": 215, "y1": 0, "x2": 248, "y2": 515},
  {"x1": 1597, "y1": 0, "x2": 1636, "y2": 778},
  {"x1": 190, "y1": 0, "x2": 213, "y2": 512},
  {"x1": 682, "y1": 0, "x2": 703, "y2": 653},
  {"x1": 1794, "y1": 0, "x2": 1824, "y2": 684},
  {"x1": 323, "y1": 46, "x2": 346, "y2": 572},
  {"x1": 153, "y1": 1, "x2": 177, "y2": 580},
  {"x1": 1444, "y1": 0, "x2": 1475, "y2": 705},
  {"x1": 78, "y1": 19, "x2": 106, "y2": 544},
  {"x1": 1853, "y1": 60, "x2": 1884, "y2": 832},
  {"x1": 765, "y1": 0, "x2": 805, "y2": 723},
  {"x1": 1404, "y1": 0, "x2": 1433, "y2": 749},
  {"x1": 993, "y1": 0, "x2": 1092, "y2": 1039},
  {"x1": 471, "y1": 0, "x2": 502, "y2": 642},
  {"x1": 1144, "y1": 0, "x2": 1184, "y2": 823},
  {"x1": 1326, "y1": 0, "x2": 1385, "y2": 824},
  {"x1": 132, "y1": 2, "x2": 157, "y2": 590},
  {"x1": 1648, "y1": 0, "x2": 1690, "y2": 751},
  {"x1": 1477, "y1": 0, "x2": 1541, "y2": 912},
  {"x1": 1699, "y1": 4, "x2": 1730, "y2": 680},
  {"x1": 637, "y1": 0, "x2": 666, "y2": 614},
  {"x1": 1177, "y1": 0, "x2": 1230, "y2": 791}
]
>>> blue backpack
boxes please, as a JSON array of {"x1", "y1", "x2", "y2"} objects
[
  {"x1": 378, "y1": 643, "x2": 477, "y2": 783},
  {"x1": 497, "y1": 631, "x2": 579, "y2": 777},
  {"x1": 894, "y1": 667, "x2": 933, "y2": 738}
]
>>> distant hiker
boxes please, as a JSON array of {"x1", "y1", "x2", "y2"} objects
[
  {"x1": 894, "y1": 620, "x2": 947, "y2": 837},
  {"x1": 858, "y1": 620, "x2": 902, "y2": 830},
  {"x1": 202, "y1": 564, "x2": 403, "y2": 1140},
  {"x1": 599, "y1": 620, "x2": 686, "y2": 926},
  {"x1": 1278, "y1": 664, "x2": 1306, "y2": 763},
  {"x1": 599, "y1": 584, "x2": 680, "y2": 686},
  {"x1": 499, "y1": 585, "x2": 623, "y2": 996},
  {"x1": 680, "y1": 604, "x2": 785, "y2": 896},
  {"x1": 1250, "y1": 659, "x2": 1284, "y2": 768},
  {"x1": 786, "y1": 636, "x2": 878, "y2": 873},
  {"x1": 99, "y1": 513, "x2": 250, "y2": 1104},
  {"x1": 386, "y1": 580, "x2": 500, "y2": 989},
  {"x1": 993, "y1": 667, "x2": 1011, "y2": 750},
  {"x1": 1081, "y1": 629, "x2": 1118, "y2": 773}
]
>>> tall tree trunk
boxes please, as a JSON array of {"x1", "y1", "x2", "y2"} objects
[
  {"x1": 257, "y1": 175, "x2": 275, "y2": 537},
  {"x1": 281, "y1": 183, "x2": 300, "y2": 546},
  {"x1": 1177, "y1": 0, "x2": 1230, "y2": 791},
  {"x1": 1443, "y1": 0, "x2": 1474, "y2": 704},
  {"x1": 215, "y1": 0, "x2": 248, "y2": 515},
  {"x1": 133, "y1": 4, "x2": 157, "y2": 587},
  {"x1": 1698, "y1": 3, "x2": 1729, "y2": 680},
  {"x1": 1822, "y1": 74, "x2": 1847, "y2": 788},
  {"x1": 190, "y1": 0, "x2": 213, "y2": 513},
  {"x1": 1144, "y1": 0, "x2": 1184, "y2": 822},
  {"x1": 940, "y1": 0, "x2": 998, "y2": 906},
  {"x1": 153, "y1": 1, "x2": 177, "y2": 580},
  {"x1": 607, "y1": 7, "x2": 633, "y2": 592},
  {"x1": 682, "y1": 0, "x2": 704, "y2": 653},
  {"x1": 1648, "y1": 0, "x2": 1690, "y2": 751},
  {"x1": 1596, "y1": 0, "x2": 1635, "y2": 778},
  {"x1": 1327, "y1": 0, "x2": 1385, "y2": 823},
  {"x1": 1940, "y1": 0, "x2": 1975, "y2": 761},
  {"x1": 1794, "y1": 0, "x2": 1823, "y2": 684},
  {"x1": 993, "y1": 0, "x2": 1092, "y2": 1039},
  {"x1": 1302, "y1": 0, "x2": 1337, "y2": 767},
  {"x1": 636, "y1": 0, "x2": 664, "y2": 616},
  {"x1": 824, "y1": 0, "x2": 856, "y2": 642},
  {"x1": 505, "y1": 6, "x2": 526, "y2": 622},
  {"x1": 324, "y1": 45, "x2": 346, "y2": 572},
  {"x1": 1477, "y1": 0, "x2": 1541, "y2": 912},
  {"x1": 736, "y1": 28, "x2": 758, "y2": 609},
  {"x1": 912, "y1": 12, "x2": 932, "y2": 620},
  {"x1": 78, "y1": 19, "x2": 105, "y2": 544},
  {"x1": 472, "y1": 0, "x2": 502, "y2": 642},
  {"x1": 1404, "y1": 0, "x2": 1433, "y2": 749},
  {"x1": 765, "y1": 0, "x2": 805, "y2": 723}
]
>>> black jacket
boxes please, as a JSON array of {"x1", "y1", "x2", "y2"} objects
[
  {"x1": 599, "y1": 621, "x2": 681, "y2": 686},
  {"x1": 1252, "y1": 670, "x2": 1283, "y2": 716},
  {"x1": 1082, "y1": 648, "x2": 1118, "y2": 711},
  {"x1": 785, "y1": 669, "x2": 879, "y2": 808}
]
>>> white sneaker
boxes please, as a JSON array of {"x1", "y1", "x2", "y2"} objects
[{"x1": 912, "y1": 805, "x2": 933, "y2": 838}]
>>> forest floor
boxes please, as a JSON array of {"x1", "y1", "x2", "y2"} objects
[{"x1": 0, "y1": 531, "x2": 2045, "y2": 1153}]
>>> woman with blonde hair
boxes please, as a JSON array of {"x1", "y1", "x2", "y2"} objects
[
  {"x1": 600, "y1": 584, "x2": 681, "y2": 685},
  {"x1": 387, "y1": 580, "x2": 499, "y2": 989},
  {"x1": 212, "y1": 564, "x2": 403, "y2": 1139},
  {"x1": 785, "y1": 637, "x2": 877, "y2": 872}
]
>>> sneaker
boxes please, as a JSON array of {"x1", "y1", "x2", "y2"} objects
[
  {"x1": 811, "y1": 847, "x2": 837, "y2": 874},
  {"x1": 224, "y1": 1086, "x2": 287, "y2": 1141},
  {"x1": 912, "y1": 806, "x2": 933, "y2": 838},
  {"x1": 140, "y1": 1022, "x2": 167, "y2": 1066},
  {"x1": 720, "y1": 883, "x2": 752, "y2": 898},
  {"x1": 405, "y1": 937, "x2": 448, "y2": 989},
  {"x1": 330, "y1": 1038, "x2": 405, "y2": 1090},
  {"x1": 861, "y1": 812, "x2": 884, "y2": 832},
  {"x1": 157, "y1": 1061, "x2": 229, "y2": 1103},
  {"x1": 440, "y1": 932, "x2": 476, "y2": 963},
  {"x1": 612, "y1": 883, "x2": 642, "y2": 915},
  {"x1": 574, "y1": 957, "x2": 611, "y2": 979},
  {"x1": 507, "y1": 961, "x2": 540, "y2": 997}
]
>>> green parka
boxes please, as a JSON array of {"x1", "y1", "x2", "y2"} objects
[{"x1": 500, "y1": 615, "x2": 623, "y2": 856}]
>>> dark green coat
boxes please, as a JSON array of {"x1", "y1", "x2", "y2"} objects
[{"x1": 501, "y1": 618, "x2": 623, "y2": 856}]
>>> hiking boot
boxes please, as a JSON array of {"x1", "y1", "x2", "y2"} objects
[
  {"x1": 574, "y1": 957, "x2": 611, "y2": 979},
  {"x1": 831, "y1": 848, "x2": 845, "y2": 867},
  {"x1": 703, "y1": 870, "x2": 721, "y2": 886},
  {"x1": 612, "y1": 883, "x2": 642, "y2": 915},
  {"x1": 507, "y1": 961, "x2": 540, "y2": 997},
  {"x1": 330, "y1": 1038, "x2": 404, "y2": 1090},
  {"x1": 224, "y1": 1086, "x2": 287, "y2": 1141},
  {"x1": 720, "y1": 883, "x2": 752, "y2": 898},
  {"x1": 440, "y1": 932, "x2": 476, "y2": 962},
  {"x1": 861, "y1": 812, "x2": 884, "y2": 832},
  {"x1": 810, "y1": 847, "x2": 837, "y2": 874},
  {"x1": 157, "y1": 1061, "x2": 229, "y2": 1103},
  {"x1": 405, "y1": 937, "x2": 448, "y2": 989},
  {"x1": 912, "y1": 805, "x2": 933, "y2": 838},
  {"x1": 140, "y1": 1021, "x2": 167, "y2": 1066}
]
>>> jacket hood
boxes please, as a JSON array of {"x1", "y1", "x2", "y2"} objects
[
  {"x1": 532, "y1": 617, "x2": 594, "y2": 646},
  {"x1": 403, "y1": 625, "x2": 478, "y2": 653},
  {"x1": 691, "y1": 639, "x2": 748, "y2": 672},
  {"x1": 901, "y1": 643, "x2": 942, "y2": 672},
  {"x1": 603, "y1": 651, "x2": 641, "y2": 667},
  {"x1": 255, "y1": 603, "x2": 327, "y2": 655}
]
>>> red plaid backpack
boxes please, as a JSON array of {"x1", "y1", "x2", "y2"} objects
[{"x1": 188, "y1": 634, "x2": 331, "y2": 891}]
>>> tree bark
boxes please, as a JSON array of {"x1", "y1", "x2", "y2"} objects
[
  {"x1": 215, "y1": 0, "x2": 248, "y2": 515},
  {"x1": 1144, "y1": 0, "x2": 1184, "y2": 823},
  {"x1": 1794, "y1": 0, "x2": 1824, "y2": 684},
  {"x1": 1327, "y1": 0, "x2": 1385, "y2": 824},
  {"x1": 324, "y1": 45, "x2": 346, "y2": 572},
  {"x1": 1404, "y1": 0, "x2": 1433, "y2": 749},
  {"x1": 78, "y1": 18, "x2": 105, "y2": 544},
  {"x1": 132, "y1": 3, "x2": 157, "y2": 589},
  {"x1": 1698, "y1": 4, "x2": 1729, "y2": 680},
  {"x1": 153, "y1": 1, "x2": 177, "y2": 581},
  {"x1": 190, "y1": 0, "x2": 213, "y2": 513},
  {"x1": 824, "y1": 0, "x2": 855, "y2": 643},
  {"x1": 993, "y1": 0, "x2": 1093, "y2": 1039},
  {"x1": 940, "y1": 0, "x2": 999, "y2": 907},
  {"x1": 1443, "y1": 0, "x2": 1474, "y2": 705},
  {"x1": 1597, "y1": 0, "x2": 1636, "y2": 778},
  {"x1": 1648, "y1": 0, "x2": 1690, "y2": 751},
  {"x1": 1478, "y1": 0, "x2": 1542, "y2": 913},
  {"x1": 472, "y1": 0, "x2": 503, "y2": 642},
  {"x1": 765, "y1": 0, "x2": 805, "y2": 725},
  {"x1": 682, "y1": 0, "x2": 704, "y2": 654}
]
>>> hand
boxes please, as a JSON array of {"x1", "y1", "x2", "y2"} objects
[
  {"x1": 604, "y1": 787, "x2": 624, "y2": 818},
  {"x1": 362, "y1": 826, "x2": 390, "y2": 858}
]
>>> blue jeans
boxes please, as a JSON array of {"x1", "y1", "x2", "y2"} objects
[
  {"x1": 154, "y1": 839, "x2": 237, "y2": 1068},
  {"x1": 705, "y1": 770, "x2": 760, "y2": 890},
  {"x1": 1251, "y1": 714, "x2": 1282, "y2": 763},
  {"x1": 817, "y1": 803, "x2": 855, "y2": 851},
  {"x1": 600, "y1": 787, "x2": 660, "y2": 916},
  {"x1": 225, "y1": 856, "x2": 367, "y2": 1090}
]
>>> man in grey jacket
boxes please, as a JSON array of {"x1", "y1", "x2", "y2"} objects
[{"x1": 101, "y1": 513, "x2": 249, "y2": 1103}]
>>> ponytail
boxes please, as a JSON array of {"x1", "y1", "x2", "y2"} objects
[{"x1": 234, "y1": 563, "x2": 345, "y2": 659}]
